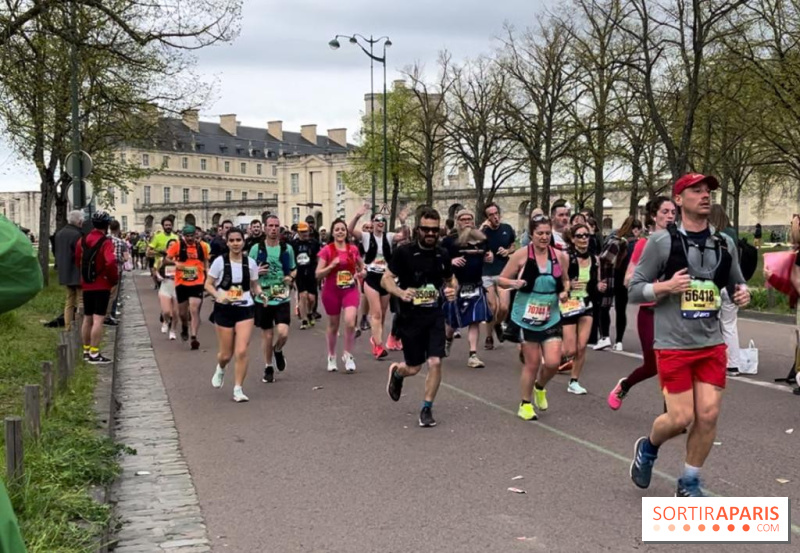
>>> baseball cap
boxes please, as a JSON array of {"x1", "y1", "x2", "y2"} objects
[
  {"x1": 305, "y1": 215, "x2": 316, "y2": 224},
  {"x1": 297, "y1": 222, "x2": 309, "y2": 232},
  {"x1": 182, "y1": 224, "x2": 196, "y2": 234},
  {"x1": 673, "y1": 173, "x2": 719, "y2": 197}
]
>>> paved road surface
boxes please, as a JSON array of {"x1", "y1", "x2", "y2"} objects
[{"x1": 131, "y1": 274, "x2": 799, "y2": 552}]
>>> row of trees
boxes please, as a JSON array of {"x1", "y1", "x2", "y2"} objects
[
  {"x1": 0, "y1": 0, "x2": 242, "y2": 281},
  {"x1": 347, "y1": 0, "x2": 800, "y2": 230}
]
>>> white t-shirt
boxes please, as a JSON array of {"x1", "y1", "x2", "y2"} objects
[
  {"x1": 208, "y1": 256, "x2": 260, "y2": 307},
  {"x1": 361, "y1": 232, "x2": 395, "y2": 274},
  {"x1": 552, "y1": 230, "x2": 567, "y2": 250}
]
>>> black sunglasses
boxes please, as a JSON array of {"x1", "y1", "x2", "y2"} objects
[
  {"x1": 573, "y1": 233, "x2": 590, "y2": 239},
  {"x1": 419, "y1": 226, "x2": 439, "y2": 234}
]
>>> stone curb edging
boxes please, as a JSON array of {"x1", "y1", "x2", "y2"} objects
[{"x1": 740, "y1": 309, "x2": 795, "y2": 325}]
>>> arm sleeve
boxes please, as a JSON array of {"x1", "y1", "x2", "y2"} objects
[{"x1": 628, "y1": 232, "x2": 670, "y2": 304}]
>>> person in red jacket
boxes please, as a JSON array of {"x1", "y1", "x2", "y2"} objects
[{"x1": 75, "y1": 210, "x2": 119, "y2": 364}]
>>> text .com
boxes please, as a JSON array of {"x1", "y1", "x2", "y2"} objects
[{"x1": 642, "y1": 497, "x2": 790, "y2": 543}]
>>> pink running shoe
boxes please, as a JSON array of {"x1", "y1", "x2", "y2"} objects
[{"x1": 607, "y1": 378, "x2": 628, "y2": 411}]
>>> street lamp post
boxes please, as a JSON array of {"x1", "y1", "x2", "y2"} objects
[{"x1": 329, "y1": 34, "x2": 392, "y2": 214}]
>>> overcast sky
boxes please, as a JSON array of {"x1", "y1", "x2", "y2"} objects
[{"x1": 0, "y1": 0, "x2": 556, "y2": 193}]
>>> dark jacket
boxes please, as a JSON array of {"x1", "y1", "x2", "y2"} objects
[{"x1": 54, "y1": 223, "x2": 83, "y2": 286}]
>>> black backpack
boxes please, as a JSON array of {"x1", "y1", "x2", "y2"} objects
[
  {"x1": 80, "y1": 235, "x2": 108, "y2": 284},
  {"x1": 738, "y1": 237, "x2": 758, "y2": 282}
]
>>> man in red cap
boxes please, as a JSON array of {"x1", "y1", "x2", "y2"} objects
[{"x1": 627, "y1": 173, "x2": 750, "y2": 497}]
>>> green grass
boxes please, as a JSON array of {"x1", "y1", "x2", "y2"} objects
[{"x1": 0, "y1": 272, "x2": 126, "y2": 552}]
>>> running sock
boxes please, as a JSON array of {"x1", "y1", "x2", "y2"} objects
[
  {"x1": 682, "y1": 464, "x2": 701, "y2": 481},
  {"x1": 469, "y1": 350, "x2": 476, "y2": 356},
  {"x1": 534, "y1": 382, "x2": 544, "y2": 391},
  {"x1": 570, "y1": 378, "x2": 578, "y2": 384},
  {"x1": 643, "y1": 437, "x2": 660, "y2": 456},
  {"x1": 83, "y1": 345, "x2": 90, "y2": 353},
  {"x1": 422, "y1": 400, "x2": 433, "y2": 409},
  {"x1": 89, "y1": 346, "x2": 99, "y2": 357},
  {"x1": 520, "y1": 400, "x2": 532, "y2": 405},
  {"x1": 620, "y1": 378, "x2": 631, "y2": 393}
]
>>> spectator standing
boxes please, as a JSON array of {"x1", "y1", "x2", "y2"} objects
[
  {"x1": 710, "y1": 205, "x2": 742, "y2": 376},
  {"x1": 54, "y1": 210, "x2": 85, "y2": 330}
]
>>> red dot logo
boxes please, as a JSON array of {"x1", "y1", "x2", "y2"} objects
[
  {"x1": 713, "y1": 524, "x2": 720, "y2": 531},
  {"x1": 743, "y1": 524, "x2": 750, "y2": 532},
  {"x1": 698, "y1": 524, "x2": 706, "y2": 532},
  {"x1": 683, "y1": 524, "x2": 690, "y2": 531},
  {"x1": 728, "y1": 524, "x2": 735, "y2": 532}
]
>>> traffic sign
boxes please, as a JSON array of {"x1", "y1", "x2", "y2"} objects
[{"x1": 64, "y1": 150, "x2": 93, "y2": 179}]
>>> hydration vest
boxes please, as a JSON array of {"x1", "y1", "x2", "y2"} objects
[
  {"x1": 568, "y1": 249, "x2": 598, "y2": 297},
  {"x1": 519, "y1": 245, "x2": 564, "y2": 295},
  {"x1": 218, "y1": 254, "x2": 250, "y2": 292},
  {"x1": 178, "y1": 239, "x2": 205, "y2": 262},
  {"x1": 256, "y1": 241, "x2": 293, "y2": 275},
  {"x1": 364, "y1": 232, "x2": 392, "y2": 264},
  {"x1": 661, "y1": 224, "x2": 732, "y2": 290}
]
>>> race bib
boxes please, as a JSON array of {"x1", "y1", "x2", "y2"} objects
[
  {"x1": 369, "y1": 256, "x2": 387, "y2": 273},
  {"x1": 413, "y1": 284, "x2": 439, "y2": 307},
  {"x1": 522, "y1": 297, "x2": 551, "y2": 326},
  {"x1": 269, "y1": 284, "x2": 290, "y2": 301},
  {"x1": 182, "y1": 265, "x2": 198, "y2": 282},
  {"x1": 226, "y1": 286, "x2": 245, "y2": 305},
  {"x1": 336, "y1": 270, "x2": 355, "y2": 289},
  {"x1": 560, "y1": 297, "x2": 586, "y2": 318},
  {"x1": 297, "y1": 252, "x2": 310, "y2": 266},
  {"x1": 681, "y1": 279, "x2": 720, "y2": 319},
  {"x1": 459, "y1": 284, "x2": 480, "y2": 300}
]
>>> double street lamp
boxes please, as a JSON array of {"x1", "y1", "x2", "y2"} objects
[{"x1": 328, "y1": 34, "x2": 391, "y2": 214}]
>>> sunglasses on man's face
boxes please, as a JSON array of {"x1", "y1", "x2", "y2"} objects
[
  {"x1": 419, "y1": 226, "x2": 439, "y2": 234},
  {"x1": 573, "y1": 233, "x2": 589, "y2": 239}
]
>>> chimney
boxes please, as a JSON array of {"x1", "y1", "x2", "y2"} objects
[
  {"x1": 301, "y1": 124, "x2": 317, "y2": 145},
  {"x1": 220, "y1": 114, "x2": 237, "y2": 136},
  {"x1": 268, "y1": 120, "x2": 283, "y2": 141},
  {"x1": 327, "y1": 128, "x2": 347, "y2": 147},
  {"x1": 182, "y1": 109, "x2": 199, "y2": 133}
]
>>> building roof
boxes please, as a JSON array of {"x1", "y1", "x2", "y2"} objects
[{"x1": 154, "y1": 118, "x2": 353, "y2": 160}]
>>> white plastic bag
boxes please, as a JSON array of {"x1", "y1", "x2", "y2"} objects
[{"x1": 740, "y1": 340, "x2": 758, "y2": 375}]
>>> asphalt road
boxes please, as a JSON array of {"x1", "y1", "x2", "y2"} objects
[{"x1": 131, "y1": 274, "x2": 799, "y2": 552}]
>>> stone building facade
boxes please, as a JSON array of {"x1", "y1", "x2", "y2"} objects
[{"x1": 0, "y1": 191, "x2": 53, "y2": 238}]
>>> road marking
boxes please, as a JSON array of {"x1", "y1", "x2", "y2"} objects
[
  {"x1": 602, "y1": 350, "x2": 795, "y2": 394},
  {"x1": 441, "y1": 381, "x2": 800, "y2": 537}
]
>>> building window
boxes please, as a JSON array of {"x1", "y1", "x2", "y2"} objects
[
  {"x1": 181, "y1": 157, "x2": 188, "y2": 169},
  {"x1": 162, "y1": 155, "x2": 169, "y2": 168},
  {"x1": 120, "y1": 152, "x2": 126, "y2": 163},
  {"x1": 272, "y1": 165, "x2": 277, "y2": 177},
  {"x1": 144, "y1": 185, "x2": 151, "y2": 204},
  {"x1": 257, "y1": 164, "x2": 262, "y2": 175},
  {"x1": 142, "y1": 153, "x2": 149, "y2": 167},
  {"x1": 242, "y1": 191, "x2": 247, "y2": 201},
  {"x1": 225, "y1": 191, "x2": 232, "y2": 202},
  {"x1": 121, "y1": 215, "x2": 128, "y2": 231},
  {"x1": 336, "y1": 171, "x2": 345, "y2": 192},
  {"x1": 202, "y1": 189, "x2": 209, "y2": 202},
  {"x1": 291, "y1": 173, "x2": 299, "y2": 194},
  {"x1": 183, "y1": 188, "x2": 190, "y2": 203},
  {"x1": 164, "y1": 187, "x2": 171, "y2": 203},
  {"x1": 200, "y1": 158, "x2": 207, "y2": 171},
  {"x1": 257, "y1": 192, "x2": 263, "y2": 200},
  {"x1": 224, "y1": 161, "x2": 230, "y2": 173},
  {"x1": 240, "y1": 162, "x2": 247, "y2": 174},
  {"x1": 291, "y1": 207, "x2": 300, "y2": 225},
  {"x1": 120, "y1": 189, "x2": 128, "y2": 204}
]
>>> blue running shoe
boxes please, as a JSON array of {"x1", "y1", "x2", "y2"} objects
[
  {"x1": 630, "y1": 436, "x2": 658, "y2": 489},
  {"x1": 676, "y1": 476, "x2": 704, "y2": 497}
]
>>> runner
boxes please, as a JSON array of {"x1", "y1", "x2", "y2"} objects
[
  {"x1": 384, "y1": 207, "x2": 456, "y2": 427},
  {"x1": 165, "y1": 225, "x2": 210, "y2": 350},
  {"x1": 251, "y1": 214, "x2": 297, "y2": 384},
  {"x1": 550, "y1": 199, "x2": 570, "y2": 250},
  {"x1": 135, "y1": 233, "x2": 148, "y2": 270},
  {"x1": 205, "y1": 227, "x2": 265, "y2": 403},
  {"x1": 148, "y1": 216, "x2": 177, "y2": 289},
  {"x1": 497, "y1": 215, "x2": 570, "y2": 421},
  {"x1": 291, "y1": 222, "x2": 320, "y2": 330},
  {"x1": 315, "y1": 219, "x2": 364, "y2": 372},
  {"x1": 156, "y1": 239, "x2": 180, "y2": 340},
  {"x1": 608, "y1": 197, "x2": 676, "y2": 410},
  {"x1": 560, "y1": 223, "x2": 606, "y2": 395},
  {"x1": 210, "y1": 220, "x2": 233, "y2": 264},
  {"x1": 75, "y1": 210, "x2": 119, "y2": 365},
  {"x1": 349, "y1": 203, "x2": 408, "y2": 359},
  {"x1": 442, "y1": 209, "x2": 493, "y2": 368},
  {"x1": 357, "y1": 221, "x2": 373, "y2": 333},
  {"x1": 628, "y1": 173, "x2": 750, "y2": 497},
  {"x1": 480, "y1": 203, "x2": 516, "y2": 350},
  {"x1": 244, "y1": 219, "x2": 265, "y2": 253}
]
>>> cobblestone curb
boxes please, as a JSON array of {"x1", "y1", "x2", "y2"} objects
[{"x1": 109, "y1": 277, "x2": 211, "y2": 552}]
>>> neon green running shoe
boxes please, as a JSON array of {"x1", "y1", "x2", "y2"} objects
[
  {"x1": 517, "y1": 402, "x2": 537, "y2": 421},
  {"x1": 534, "y1": 387, "x2": 548, "y2": 411}
]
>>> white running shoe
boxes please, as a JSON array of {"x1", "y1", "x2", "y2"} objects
[
  {"x1": 161, "y1": 322, "x2": 169, "y2": 334},
  {"x1": 613, "y1": 342, "x2": 624, "y2": 351},
  {"x1": 211, "y1": 365, "x2": 225, "y2": 388},
  {"x1": 343, "y1": 353, "x2": 356, "y2": 373},
  {"x1": 169, "y1": 330, "x2": 177, "y2": 341},
  {"x1": 568, "y1": 380, "x2": 588, "y2": 395},
  {"x1": 592, "y1": 337, "x2": 612, "y2": 350},
  {"x1": 327, "y1": 355, "x2": 338, "y2": 372},
  {"x1": 232, "y1": 386, "x2": 249, "y2": 402}
]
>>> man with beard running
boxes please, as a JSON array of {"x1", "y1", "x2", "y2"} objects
[
  {"x1": 628, "y1": 173, "x2": 750, "y2": 497},
  {"x1": 291, "y1": 221, "x2": 320, "y2": 329},
  {"x1": 166, "y1": 225, "x2": 210, "y2": 350},
  {"x1": 244, "y1": 219, "x2": 265, "y2": 253},
  {"x1": 442, "y1": 209, "x2": 494, "y2": 368},
  {"x1": 148, "y1": 216, "x2": 177, "y2": 289},
  {"x1": 480, "y1": 203, "x2": 516, "y2": 350},
  {"x1": 384, "y1": 207, "x2": 457, "y2": 427},
  {"x1": 250, "y1": 215, "x2": 297, "y2": 383}
]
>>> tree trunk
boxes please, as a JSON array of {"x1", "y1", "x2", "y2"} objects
[
  {"x1": 390, "y1": 173, "x2": 400, "y2": 230},
  {"x1": 37, "y1": 174, "x2": 55, "y2": 285},
  {"x1": 593, "y1": 162, "x2": 605, "y2": 225},
  {"x1": 425, "y1": 172, "x2": 433, "y2": 207},
  {"x1": 629, "y1": 144, "x2": 643, "y2": 216},
  {"x1": 55, "y1": 189, "x2": 69, "y2": 231},
  {"x1": 529, "y1": 157, "x2": 539, "y2": 209},
  {"x1": 473, "y1": 167, "x2": 486, "y2": 222},
  {"x1": 541, "y1": 170, "x2": 552, "y2": 215}
]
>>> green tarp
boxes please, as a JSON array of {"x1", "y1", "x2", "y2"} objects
[{"x1": 0, "y1": 214, "x2": 42, "y2": 315}]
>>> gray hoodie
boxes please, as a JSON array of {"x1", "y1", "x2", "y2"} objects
[{"x1": 628, "y1": 224, "x2": 745, "y2": 350}]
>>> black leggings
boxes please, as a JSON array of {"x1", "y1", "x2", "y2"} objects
[{"x1": 596, "y1": 282, "x2": 628, "y2": 342}]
